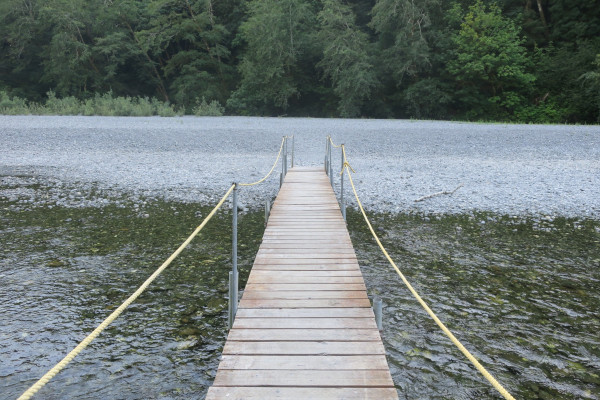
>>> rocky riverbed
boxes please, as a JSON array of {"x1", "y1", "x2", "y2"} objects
[{"x1": 1, "y1": 115, "x2": 598, "y2": 217}]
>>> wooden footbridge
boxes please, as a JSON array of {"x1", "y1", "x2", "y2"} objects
[
  {"x1": 17, "y1": 137, "x2": 514, "y2": 400},
  {"x1": 206, "y1": 167, "x2": 398, "y2": 399}
]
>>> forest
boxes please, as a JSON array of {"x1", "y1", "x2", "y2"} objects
[{"x1": 1, "y1": 0, "x2": 599, "y2": 122}]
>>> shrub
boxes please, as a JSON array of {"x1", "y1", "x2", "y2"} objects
[{"x1": 193, "y1": 97, "x2": 224, "y2": 116}]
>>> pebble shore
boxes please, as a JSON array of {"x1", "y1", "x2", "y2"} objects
[{"x1": 1, "y1": 115, "x2": 598, "y2": 218}]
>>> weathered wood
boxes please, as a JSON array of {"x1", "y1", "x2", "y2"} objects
[
  {"x1": 241, "y1": 291, "x2": 368, "y2": 300},
  {"x1": 238, "y1": 298, "x2": 372, "y2": 308},
  {"x1": 212, "y1": 370, "x2": 395, "y2": 387},
  {"x1": 235, "y1": 307, "x2": 374, "y2": 318},
  {"x1": 222, "y1": 341, "x2": 386, "y2": 355},
  {"x1": 209, "y1": 167, "x2": 397, "y2": 399},
  {"x1": 218, "y1": 355, "x2": 391, "y2": 370},
  {"x1": 206, "y1": 387, "x2": 399, "y2": 399},
  {"x1": 232, "y1": 317, "x2": 376, "y2": 329},
  {"x1": 243, "y1": 283, "x2": 366, "y2": 291}
]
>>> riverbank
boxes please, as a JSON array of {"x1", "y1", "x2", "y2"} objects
[{"x1": 1, "y1": 115, "x2": 599, "y2": 218}]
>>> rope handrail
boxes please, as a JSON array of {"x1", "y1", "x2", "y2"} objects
[
  {"x1": 239, "y1": 136, "x2": 286, "y2": 186},
  {"x1": 17, "y1": 185, "x2": 235, "y2": 400},
  {"x1": 338, "y1": 143, "x2": 515, "y2": 400},
  {"x1": 328, "y1": 135, "x2": 343, "y2": 148}
]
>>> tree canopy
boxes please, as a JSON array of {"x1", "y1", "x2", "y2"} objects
[{"x1": 1, "y1": 0, "x2": 599, "y2": 122}]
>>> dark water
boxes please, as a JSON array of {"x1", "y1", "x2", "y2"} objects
[
  {"x1": 349, "y1": 211, "x2": 600, "y2": 399},
  {"x1": 1, "y1": 191, "x2": 599, "y2": 399}
]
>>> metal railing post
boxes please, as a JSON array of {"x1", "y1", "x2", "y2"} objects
[
  {"x1": 329, "y1": 141, "x2": 333, "y2": 188},
  {"x1": 281, "y1": 137, "x2": 286, "y2": 179},
  {"x1": 373, "y1": 296, "x2": 383, "y2": 331},
  {"x1": 291, "y1": 136, "x2": 295, "y2": 168},
  {"x1": 229, "y1": 183, "x2": 238, "y2": 329},
  {"x1": 325, "y1": 137, "x2": 329, "y2": 174},
  {"x1": 284, "y1": 137, "x2": 288, "y2": 176},
  {"x1": 341, "y1": 144, "x2": 346, "y2": 221},
  {"x1": 228, "y1": 271, "x2": 235, "y2": 329},
  {"x1": 265, "y1": 199, "x2": 270, "y2": 226}
]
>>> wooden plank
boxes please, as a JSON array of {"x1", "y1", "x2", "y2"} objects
[
  {"x1": 249, "y1": 270, "x2": 362, "y2": 277},
  {"x1": 243, "y1": 283, "x2": 367, "y2": 292},
  {"x1": 218, "y1": 355, "x2": 390, "y2": 370},
  {"x1": 246, "y1": 275, "x2": 365, "y2": 284},
  {"x1": 212, "y1": 370, "x2": 395, "y2": 387},
  {"x1": 232, "y1": 317, "x2": 376, "y2": 329},
  {"x1": 254, "y1": 253, "x2": 357, "y2": 259},
  {"x1": 242, "y1": 291, "x2": 368, "y2": 300},
  {"x1": 252, "y1": 259, "x2": 359, "y2": 266},
  {"x1": 227, "y1": 329, "x2": 381, "y2": 342},
  {"x1": 206, "y1": 387, "x2": 399, "y2": 399},
  {"x1": 222, "y1": 341, "x2": 386, "y2": 355},
  {"x1": 238, "y1": 298, "x2": 372, "y2": 308},
  {"x1": 235, "y1": 308, "x2": 374, "y2": 318},
  {"x1": 252, "y1": 264, "x2": 360, "y2": 271}
]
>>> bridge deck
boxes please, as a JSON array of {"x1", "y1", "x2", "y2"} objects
[{"x1": 206, "y1": 167, "x2": 398, "y2": 399}]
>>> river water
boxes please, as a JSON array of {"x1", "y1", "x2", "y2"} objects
[{"x1": 1, "y1": 116, "x2": 599, "y2": 399}]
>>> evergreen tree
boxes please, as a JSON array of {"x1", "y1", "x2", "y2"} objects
[
  {"x1": 447, "y1": 1, "x2": 535, "y2": 120},
  {"x1": 317, "y1": 0, "x2": 377, "y2": 117},
  {"x1": 228, "y1": 0, "x2": 317, "y2": 115}
]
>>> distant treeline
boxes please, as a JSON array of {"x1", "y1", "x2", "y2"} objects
[{"x1": 1, "y1": 0, "x2": 599, "y2": 122}]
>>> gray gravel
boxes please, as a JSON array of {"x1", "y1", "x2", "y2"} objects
[{"x1": 1, "y1": 115, "x2": 599, "y2": 218}]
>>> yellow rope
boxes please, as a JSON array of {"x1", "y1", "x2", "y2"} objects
[
  {"x1": 239, "y1": 136, "x2": 286, "y2": 186},
  {"x1": 17, "y1": 184, "x2": 236, "y2": 400},
  {"x1": 341, "y1": 147, "x2": 515, "y2": 400},
  {"x1": 328, "y1": 135, "x2": 343, "y2": 148}
]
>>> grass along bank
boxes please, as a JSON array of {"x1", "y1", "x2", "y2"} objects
[{"x1": 0, "y1": 91, "x2": 225, "y2": 117}]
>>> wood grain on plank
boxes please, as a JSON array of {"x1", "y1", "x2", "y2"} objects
[
  {"x1": 222, "y1": 341, "x2": 386, "y2": 355},
  {"x1": 206, "y1": 387, "x2": 399, "y2": 399}
]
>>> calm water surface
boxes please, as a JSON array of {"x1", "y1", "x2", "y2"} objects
[{"x1": 1, "y1": 190, "x2": 599, "y2": 399}]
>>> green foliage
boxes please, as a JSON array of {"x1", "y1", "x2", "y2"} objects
[
  {"x1": 316, "y1": 0, "x2": 377, "y2": 117},
  {"x1": 229, "y1": 0, "x2": 316, "y2": 114},
  {"x1": 0, "y1": 91, "x2": 31, "y2": 115},
  {"x1": 447, "y1": 1, "x2": 535, "y2": 120},
  {"x1": 370, "y1": 0, "x2": 439, "y2": 82},
  {"x1": 0, "y1": 90, "x2": 178, "y2": 116},
  {"x1": 193, "y1": 97, "x2": 225, "y2": 116},
  {"x1": 1, "y1": 0, "x2": 599, "y2": 122},
  {"x1": 579, "y1": 54, "x2": 600, "y2": 122}
]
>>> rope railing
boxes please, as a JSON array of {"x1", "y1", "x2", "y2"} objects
[
  {"x1": 17, "y1": 136, "x2": 290, "y2": 400},
  {"x1": 331, "y1": 140, "x2": 516, "y2": 400},
  {"x1": 239, "y1": 136, "x2": 286, "y2": 186}
]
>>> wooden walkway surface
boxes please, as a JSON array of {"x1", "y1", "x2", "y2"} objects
[{"x1": 206, "y1": 167, "x2": 398, "y2": 399}]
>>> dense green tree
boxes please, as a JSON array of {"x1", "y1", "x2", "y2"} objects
[
  {"x1": 316, "y1": 0, "x2": 377, "y2": 117},
  {"x1": 228, "y1": 0, "x2": 317, "y2": 115},
  {"x1": 137, "y1": 0, "x2": 233, "y2": 108},
  {"x1": 0, "y1": 0, "x2": 49, "y2": 99},
  {"x1": 1, "y1": 0, "x2": 600, "y2": 121},
  {"x1": 447, "y1": 1, "x2": 535, "y2": 120}
]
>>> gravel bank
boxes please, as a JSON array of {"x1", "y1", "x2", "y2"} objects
[{"x1": 1, "y1": 115, "x2": 599, "y2": 217}]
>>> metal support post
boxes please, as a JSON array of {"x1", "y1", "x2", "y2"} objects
[
  {"x1": 328, "y1": 143, "x2": 333, "y2": 188},
  {"x1": 284, "y1": 137, "x2": 288, "y2": 176},
  {"x1": 279, "y1": 172, "x2": 283, "y2": 189},
  {"x1": 228, "y1": 271, "x2": 235, "y2": 329},
  {"x1": 291, "y1": 136, "x2": 295, "y2": 168},
  {"x1": 229, "y1": 184, "x2": 238, "y2": 329},
  {"x1": 341, "y1": 144, "x2": 346, "y2": 221},
  {"x1": 281, "y1": 138, "x2": 286, "y2": 179},
  {"x1": 373, "y1": 296, "x2": 383, "y2": 331},
  {"x1": 325, "y1": 138, "x2": 329, "y2": 173},
  {"x1": 265, "y1": 199, "x2": 270, "y2": 226}
]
